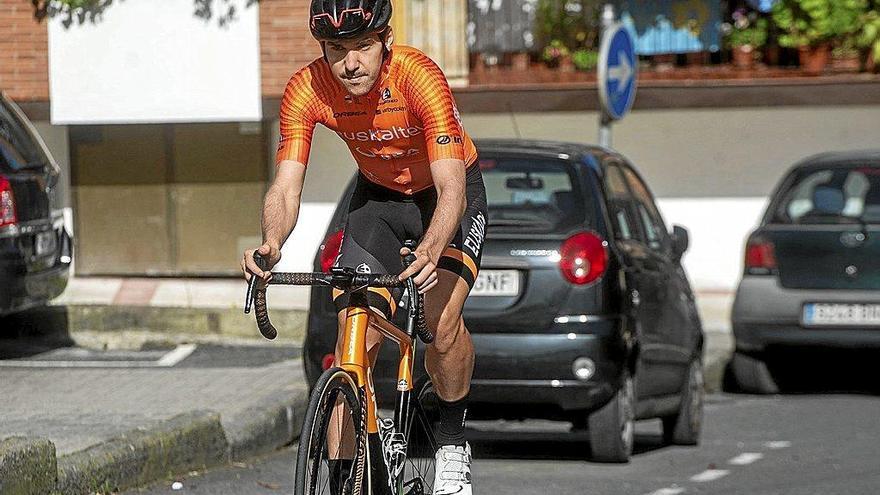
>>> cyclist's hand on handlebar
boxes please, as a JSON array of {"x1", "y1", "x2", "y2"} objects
[
  {"x1": 241, "y1": 244, "x2": 281, "y2": 283},
  {"x1": 399, "y1": 247, "x2": 439, "y2": 294}
]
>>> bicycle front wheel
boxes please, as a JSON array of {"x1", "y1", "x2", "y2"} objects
[
  {"x1": 295, "y1": 367, "x2": 367, "y2": 495},
  {"x1": 399, "y1": 377, "x2": 439, "y2": 495}
]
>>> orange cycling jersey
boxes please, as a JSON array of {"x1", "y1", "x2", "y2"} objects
[{"x1": 275, "y1": 46, "x2": 478, "y2": 195}]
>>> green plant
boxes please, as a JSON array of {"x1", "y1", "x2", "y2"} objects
[
  {"x1": 724, "y1": 10, "x2": 769, "y2": 49},
  {"x1": 771, "y1": 0, "x2": 867, "y2": 48},
  {"x1": 535, "y1": 0, "x2": 601, "y2": 54},
  {"x1": 542, "y1": 40, "x2": 570, "y2": 64},
  {"x1": 571, "y1": 48, "x2": 599, "y2": 70},
  {"x1": 855, "y1": 2, "x2": 880, "y2": 63}
]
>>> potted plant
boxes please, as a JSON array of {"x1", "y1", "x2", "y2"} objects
[
  {"x1": 771, "y1": 0, "x2": 865, "y2": 75},
  {"x1": 855, "y1": 3, "x2": 880, "y2": 72},
  {"x1": 723, "y1": 9, "x2": 769, "y2": 69},
  {"x1": 572, "y1": 48, "x2": 599, "y2": 71},
  {"x1": 542, "y1": 39, "x2": 573, "y2": 71}
]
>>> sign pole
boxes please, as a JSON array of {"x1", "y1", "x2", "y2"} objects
[{"x1": 598, "y1": 4, "x2": 615, "y2": 148}]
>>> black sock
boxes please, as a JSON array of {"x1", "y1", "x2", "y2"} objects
[
  {"x1": 327, "y1": 459, "x2": 353, "y2": 494},
  {"x1": 436, "y1": 393, "x2": 469, "y2": 447}
]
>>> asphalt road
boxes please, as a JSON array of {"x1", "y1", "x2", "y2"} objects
[{"x1": 129, "y1": 392, "x2": 880, "y2": 495}]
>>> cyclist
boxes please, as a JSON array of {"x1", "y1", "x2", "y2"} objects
[{"x1": 240, "y1": 0, "x2": 485, "y2": 493}]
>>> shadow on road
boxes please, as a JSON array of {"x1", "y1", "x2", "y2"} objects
[
  {"x1": 467, "y1": 428, "x2": 667, "y2": 461},
  {"x1": 0, "y1": 306, "x2": 74, "y2": 359},
  {"x1": 725, "y1": 349, "x2": 880, "y2": 395}
]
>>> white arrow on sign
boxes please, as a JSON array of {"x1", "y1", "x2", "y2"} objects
[{"x1": 607, "y1": 51, "x2": 633, "y2": 91}]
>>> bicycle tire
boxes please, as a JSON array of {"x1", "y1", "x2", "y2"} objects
[
  {"x1": 295, "y1": 368, "x2": 368, "y2": 495},
  {"x1": 398, "y1": 378, "x2": 438, "y2": 495}
]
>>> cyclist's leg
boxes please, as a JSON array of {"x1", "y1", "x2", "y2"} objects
[{"x1": 420, "y1": 164, "x2": 487, "y2": 443}]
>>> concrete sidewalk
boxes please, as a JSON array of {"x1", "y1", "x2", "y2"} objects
[{"x1": 0, "y1": 347, "x2": 308, "y2": 494}]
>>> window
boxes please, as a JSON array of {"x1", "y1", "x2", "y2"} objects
[
  {"x1": 604, "y1": 165, "x2": 636, "y2": 241},
  {"x1": 623, "y1": 167, "x2": 669, "y2": 252},
  {"x1": 480, "y1": 157, "x2": 587, "y2": 232},
  {"x1": 775, "y1": 166, "x2": 880, "y2": 224},
  {"x1": 0, "y1": 98, "x2": 49, "y2": 171}
]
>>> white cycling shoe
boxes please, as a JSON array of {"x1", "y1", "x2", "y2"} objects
[{"x1": 433, "y1": 443, "x2": 473, "y2": 495}]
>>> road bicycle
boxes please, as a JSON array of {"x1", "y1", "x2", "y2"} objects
[{"x1": 245, "y1": 242, "x2": 438, "y2": 494}]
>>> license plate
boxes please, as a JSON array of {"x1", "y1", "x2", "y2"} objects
[
  {"x1": 802, "y1": 303, "x2": 880, "y2": 327},
  {"x1": 35, "y1": 231, "x2": 56, "y2": 256},
  {"x1": 471, "y1": 270, "x2": 520, "y2": 297}
]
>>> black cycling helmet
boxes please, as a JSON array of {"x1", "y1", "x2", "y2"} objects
[{"x1": 309, "y1": 0, "x2": 393, "y2": 41}]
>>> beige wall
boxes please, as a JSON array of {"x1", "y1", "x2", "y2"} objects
[{"x1": 464, "y1": 105, "x2": 880, "y2": 198}]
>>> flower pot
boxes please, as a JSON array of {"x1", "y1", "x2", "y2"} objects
[
  {"x1": 559, "y1": 55, "x2": 575, "y2": 73},
  {"x1": 732, "y1": 45, "x2": 756, "y2": 69},
  {"x1": 511, "y1": 52, "x2": 530, "y2": 71},
  {"x1": 798, "y1": 44, "x2": 831, "y2": 75}
]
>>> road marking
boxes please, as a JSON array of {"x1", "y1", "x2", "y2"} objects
[
  {"x1": 764, "y1": 441, "x2": 792, "y2": 450},
  {"x1": 646, "y1": 487, "x2": 686, "y2": 495},
  {"x1": 728, "y1": 452, "x2": 764, "y2": 466},
  {"x1": 0, "y1": 344, "x2": 197, "y2": 368},
  {"x1": 690, "y1": 469, "x2": 730, "y2": 483},
  {"x1": 157, "y1": 344, "x2": 197, "y2": 366}
]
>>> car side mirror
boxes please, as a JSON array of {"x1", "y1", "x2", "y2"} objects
[{"x1": 671, "y1": 225, "x2": 689, "y2": 261}]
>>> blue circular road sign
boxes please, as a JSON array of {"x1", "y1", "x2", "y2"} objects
[{"x1": 598, "y1": 24, "x2": 638, "y2": 121}]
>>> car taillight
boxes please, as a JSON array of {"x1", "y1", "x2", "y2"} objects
[
  {"x1": 745, "y1": 235, "x2": 777, "y2": 275},
  {"x1": 320, "y1": 229, "x2": 344, "y2": 272},
  {"x1": 0, "y1": 175, "x2": 17, "y2": 228},
  {"x1": 559, "y1": 232, "x2": 608, "y2": 285}
]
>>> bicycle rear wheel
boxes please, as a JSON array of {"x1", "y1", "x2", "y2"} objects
[
  {"x1": 295, "y1": 368, "x2": 367, "y2": 495},
  {"x1": 399, "y1": 377, "x2": 438, "y2": 495}
]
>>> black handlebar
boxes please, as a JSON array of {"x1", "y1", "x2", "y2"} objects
[{"x1": 245, "y1": 244, "x2": 433, "y2": 345}]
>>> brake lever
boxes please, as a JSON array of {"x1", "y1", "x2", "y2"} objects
[{"x1": 244, "y1": 252, "x2": 268, "y2": 314}]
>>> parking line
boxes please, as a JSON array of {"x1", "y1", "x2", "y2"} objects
[
  {"x1": 728, "y1": 452, "x2": 764, "y2": 466},
  {"x1": 763, "y1": 440, "x2": 792, "y2": 450},
  {"x1": 0, "y1": 344, "x2": 197, "y2": 368},
  {"x1": 156, "y1": 344, "x2": 197, "y2": 366},
  {"x1": 646, "y1": 487, "x2": 686, "y2": 495},
  {"x1": 690, "y1": 469, "x2": 730, "y2": 483}
]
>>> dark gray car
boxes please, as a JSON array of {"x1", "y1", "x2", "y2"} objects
[
  {"x1": 304, "y1": 140, "x2": 704, "y2": 462},
  {"x1": 731, "y1": 150, "x2": 880, "y2": 394}
]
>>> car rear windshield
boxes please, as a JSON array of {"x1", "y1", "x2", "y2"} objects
[
  {"x1": 0, "y1": 97, "x2": 50, "y2": 172},
  {"x1": 773, "y1": 166, "x2": 880, "y2": 224},
  {"x1": 479, "y1": 156, "x2": 587, "y2": 232}
]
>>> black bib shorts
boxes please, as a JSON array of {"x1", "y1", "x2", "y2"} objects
[{"x1": 332, "y1": 164, "x2": 488, "y2": 318}]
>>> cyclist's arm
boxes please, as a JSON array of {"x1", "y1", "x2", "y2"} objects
[
  {"x1": 398, "y1": 52, "x2": 469, "y2": 286},
  {"x1": 262, "y1": 160, "x2": 307, "y2": 252},
  {"x1": 420, "y1": 158, "x2": 467, "y2": 262},
  {"x1": 243, "y1": 68, "x2": 317, "y2": 280}
]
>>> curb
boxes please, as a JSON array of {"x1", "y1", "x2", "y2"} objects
[
  {"x1": 0, "y1": 437, "x2": 56, "y2": 495},
  {"x1": 56, "y1": 411, "x2": 229, "y2": 494},
  {"x1": 226, "y1": 387, "x2": 309, "y2": 462},
  {"x1": 13, "y1": 304, "x2": 308, "y2": 342},
  {"x1": 0, "y1": 391, "x2": 309, "y2": 495}
]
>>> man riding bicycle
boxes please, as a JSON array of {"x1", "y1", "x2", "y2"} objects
[{"x1": 241, "y1": 1, "x2": 486, "y2": 493}]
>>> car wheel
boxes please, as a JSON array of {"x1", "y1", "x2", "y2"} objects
[
  {"x1": 588, "y1": 371, "x2": 634, "y2": 463},
  {"x1": 662, "y1": 358, "x2": 703, "y2": 446},
  {"x1": 731, "y1": 352, "x2": 779, "y2": 395}
]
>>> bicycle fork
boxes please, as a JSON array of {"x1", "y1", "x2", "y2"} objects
[{"x1": 338, "y1": 301, "x2": 420, "y2": 494}]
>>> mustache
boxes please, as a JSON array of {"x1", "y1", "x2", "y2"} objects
[{"x1": 342, "y1": 72, "x2": 369, "y2": 80}]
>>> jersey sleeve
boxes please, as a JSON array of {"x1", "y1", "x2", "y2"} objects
[
  {"x1": 275, "y1": 70, "x2": 319, "y2": 166},
  {"x1": 400, "y1": 52, "x2": 467, "y2": 164}
]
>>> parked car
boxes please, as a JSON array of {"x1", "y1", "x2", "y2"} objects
[
  {"x1": 304, "y1": 140, "x2": 704, "y2": 462},
  {"x1": 731, "y1": 150, "x2": 880, "y2": 394},
  {"x1": 0, "y1": 92, "x2": 71, "y2": 316}
]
